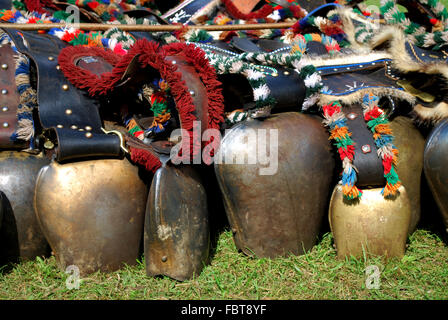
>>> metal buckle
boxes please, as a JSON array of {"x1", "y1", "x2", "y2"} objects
[
  {"x1": 396, "y1": 80, "x2": 435, "y2": 103},
  {"x1": 101, "y1": 128, "x2": 129, "y2": 154}
]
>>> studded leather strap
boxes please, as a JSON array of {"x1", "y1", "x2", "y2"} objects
[
  {"x1": 4, "y1": 29, "x2": 121, "y2": 162},
  {"x1": 0, "y1": 44, "x2": 28, "y2": 149},
  {"x1": 343, "y1": 104, "x2": 385, "y2": 187}
]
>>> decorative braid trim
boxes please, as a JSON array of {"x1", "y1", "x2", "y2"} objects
[
  {"x1": 364, "y1": 0, "x2": 448, "y2": 49},
  {"x1": 204, "y1": 51, "x2": 276, "y2": 117},
  {"x1": 59, "y1": 39, "x2": 225, "y2": 166},
  {"x1": 322, "y1": 93, "x2": 401, "y2": 200},
  {"x1": 361, "y1": 93, "x2": 401, "y2": 197},
  {"x1": 0, "y1": 31, "x2": 37, "y2": 149},
  {"x1": 163, "y1": 42, "x2": 225, "y2": 156},
  {"x1": 322, "y1": 100, "x2": 362, "y2": 200}
]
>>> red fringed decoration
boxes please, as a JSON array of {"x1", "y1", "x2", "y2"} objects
[
  {"x1": 57, "y1": 45, "x2": 121, "y2": 94},
  {"x1": 173, "y1": 24, "x2": 190, "y2": 40},
  {"x1": 129, "y1": 146, "x2": 162, "y2": 173},
  {"x1": 163, "y1": 42, "x2": 225, "y2": 158},
  {"x1": 291, "y1": 20, "x2": 302, "y2": 34},
  {"x1": 221, "y1": 0, "x2": 274, "y2": 20},
  {"x1": 59, "y1": 39, "x2": 225, "y2": 166},
  {"x1": 290, "y1": 5, "x2": 306, "y2": 19},
  {"x1": 24, "y1": 0, "x2": 57, "y2": 13}
]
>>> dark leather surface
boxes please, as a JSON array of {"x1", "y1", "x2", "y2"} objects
[
  {"x1": 0, "y1": 0, "x2": 11, "y2": 9},
  {"x1": 306, "y1": 41, "x2": 329, "y2": 55},
  {"x1": 231, "y1": 37, "x2": 263, "y2": 53},
  {"x1": 318, "y1": 59, "x2": 391, "y2": 76},
  {"x1": 321, "y1": 65, "x2": 400, "y2": 96},
  {"x1": 165, "y1": 55, "x2": 209, "y2": 137},
  {"x1": 55, "y1": 129, "x2": 120, "y2": 162},
  {"x1": 405, "y1": 42, "x2": 448, "y2": 64},
  {"x1": 266, "y1": 68, "x2": 306, "y2": 110},
  {"x1": 209, "y1": 40, "x2": 235, "y2": 54},
  {"x1": 230, "y1": 37, "x2": 337, "y2": 57},
  {"x1": 256, "y1": 39, "x2": 291, "y2": 52},
  {"x1": 343, "y1": 104, "x2": 385, "y2": 187},
  {"x1": 0, "y1": 44, "x2": 27, "y2": 149},
  {"x1": 4, "y1": 29, "x2": 121, "y2": 161},
  {"x1": 424, "y1": 119, "x2": 448, "y2": 228},
  {"x1": 209, "y1": 39, "x2": 307, "y2": 110},
  {"x1": 295, "y1": 0, "x2": 328, "y2": 12},
  {"x1": 161, "y1": 0, "x2": 214, "y2": 24}
]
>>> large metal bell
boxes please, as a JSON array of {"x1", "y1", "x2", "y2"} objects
[
  {"x1": 34, "y1": 158, "x2": 148, "y2": 275},
  {"x1": 144, "y1": 162, "x2": 209, "y2": 281},
  {"x1": 215, "y1": 112, "x2": 335, "y2": 258},
  {"x1": 329, "y1": 185, "x2": 411, "y2": 258},
  {"x1": 389, "y1": 116, "x2": 425, "y2": 234},
  {"x1": 424, "y1": 119, "x2": 448, "y2": 232},
  {"x1": 0, "y1": 151, "x2": 51, "y2": 264}
]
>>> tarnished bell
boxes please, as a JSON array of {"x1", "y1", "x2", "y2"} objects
[
  {"x1": 34, "y1": 158, "x2": 148, "y2": 275},
  {"x1": 215, "y1": 112, "x2": 335, "y2": 258},
  {"x1": 0, "y1": 151, "x2": 50, "y2": 263},
  {"x1": 329, "y1": 185, "x2": 411, "y2": 258},
  {"x1": 388, "y1": 116, "x2": 425, "y2": 234},
  {"x1": 328, "y1": 116, "x2": 420, "y2": 258},
  {"x1": 145, "y1": 162, "x2": 209, "y2": 281},
  {"x1": 424, "y1": 119, "x2": 448, "y2": 232}
]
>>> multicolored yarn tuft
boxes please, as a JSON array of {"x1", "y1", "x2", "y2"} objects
[
  {"x1": 361, "y1": 93, "x2": 401, "y2": 197},
  {"x1": 354, "y1": 0, "x2": 448, "y2": 49},
  {"x1": 323, "y1": 93, "x2": 401, "y2": 200},
  {"x1": 322, "y1": 100, "x2": 362, "y2": 200},
  {"x1": 146, "y1": 79, "x2": 172, "y2": 136},
  {"x1": 126, "y1": 118, "x2": 145, "y2": 140},
  {"x1": 287, "y1": 33, "x2": 341, "y2": 56},
  {"x1": 192, "y1": 38, "x2": 323, "y2": 118},
  {"x1": 288, "y1": 4, "x2": 349, "y2": 46}
]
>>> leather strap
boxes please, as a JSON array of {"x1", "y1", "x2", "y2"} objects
[
  {"x1": 266, "y1": 68, "x2": 306, "y2": 111},
  {"x1": 405, "y1": 41, "x2": 448, "y2": 64},
  {"x1": 161, "y1": 0, "x2": 215, "y2": 24},
  {"x1": 230, "y1": 37, "x2": 264, "y2": 53},
  {"x1": 294, "y1": 0, "x2": 327, "y2": 12},
  {"x1": 165, "y1": 54, "x2": 209, "y2": 136},
  {"x1": 4, "y1": 29, "x2": 121, "y2": 162},
  {"x1": 0, "y1": 44, "x2": 28, "y2": 149},
  {"x1": 225, "y1": 38, "x2": 307, "y2": 111},
  {"x1": 0, "y1": 0, "x2": 11, "y2": 10},
  {"x1": 343, "y1": 104, "x2": 385, "y2": 187}
]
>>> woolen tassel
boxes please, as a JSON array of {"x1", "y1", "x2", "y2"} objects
[
  {"x1": 163, "y1": 42, "x2": 225, "y2": 153},
  {"x1": 129, "y1": 146, "x2": 162, "y2": 173},
  {"x1": 382, "y1": 181, "x2": 401, "y2": 197},
  {"x1": 24, "y1": 0, "x2": 56, "y2": 13},
  {"x1": 342, "y1": 184, "x2": 363, "y2": 200}
]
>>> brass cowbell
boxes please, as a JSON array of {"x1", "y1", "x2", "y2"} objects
[{"x1": 329, "y1": 185, "x2": 411, "y2": 259}]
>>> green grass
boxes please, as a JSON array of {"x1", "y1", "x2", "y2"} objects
[
  {"x1": 0, "y1": 229, "x2": 447, "y2": 300},
  {"x1": 1, "y1": 0, "x2": 448, "y2": 302}
]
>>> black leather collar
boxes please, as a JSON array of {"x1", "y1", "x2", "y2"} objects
[{"x1": 3, "y1": 29, "x2": 121, "y2": 162}]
